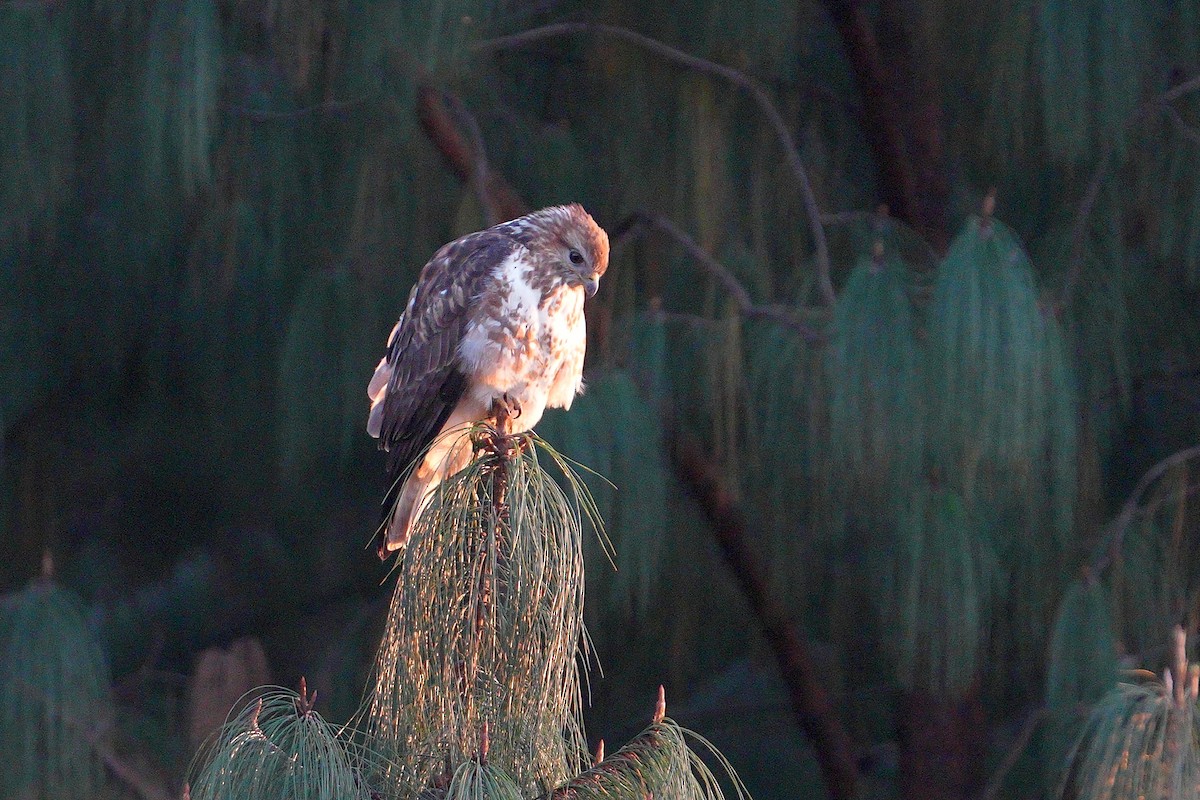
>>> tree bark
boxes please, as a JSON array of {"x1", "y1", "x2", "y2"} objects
[
  {"x1": 416, "y1": 85, "x2": 528, "y2": 224},
  {"x1": 821, "y1": 0, "x2": 952, "y2": 254},
  {"x1": 672, "y1": 433, "x2": 860, "y2": 800}
]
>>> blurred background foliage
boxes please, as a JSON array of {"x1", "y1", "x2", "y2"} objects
[{"x1": 4, "y1": 0, "x2": 1200, "y2": 798}]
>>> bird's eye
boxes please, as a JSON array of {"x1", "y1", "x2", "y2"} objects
[{"x1": 568, "y1": 249, "x2": 584, "y2": 265}]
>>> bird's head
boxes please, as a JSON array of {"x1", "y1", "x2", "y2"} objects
[{"x1": 510, "y1": 204, "x2": 610, "y2": 297}]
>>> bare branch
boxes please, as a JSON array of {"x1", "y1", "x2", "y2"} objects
[
  {"x1": 416, "y1": 85, "x2": 529, "y2": 223},
  {"x1": 978, "y1": 707, "x2": 1045, "y2": 800},
  {"x1": 614, "y1": 211, "x2": 824, "y2": 342},
  {"x1": 1164, "y1": 104, "x2": 1200, "y2": 147},
  {"x1": 1059, "y1": 73, "x2": 1200, "y2": 313},
  {"x1": 474, "y1": 22, "x2": 835, "y2": 306},
  {"x1": 92, "y1": 735, "x2": 176, "y2": 800},
  {"x1": 1089, "y1": 444, "x2": 1200, "y2": 575},
  {"x1": 441, "y1": 91, "x2": 501, "y2": 227}
]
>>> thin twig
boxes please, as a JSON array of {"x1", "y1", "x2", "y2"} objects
[
  {"x1": 91, "y1": 735, "x2": 175, "y2": 800},
  {"x1": 1089, "y1": 444, "x2": 1200, "y2": 575},
  {"x1": 223, "y1": 96, "x2": 369, "y2": 122},
  {"x1": 1163, "y1": 104, "x2": 1200, "y2": 147},
  {"x1": 1058, "y1": 74, "x2": 1200, "y2": 313},
  {"x1": 475, "y1": 22, "x2": 835, "y2": 306},
  {"x1": 614, "y1": 211, "x2": 824, "y2": 342},
  {"x1": 977, "y1": 707, "x2": 1045, "y2": 800}
]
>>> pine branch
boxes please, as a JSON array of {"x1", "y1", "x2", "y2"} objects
[
  {"x1": 416, "y1": 84, "x2": 528, "y2": 224},
  {"x1": 474, "y1": 21, "x2": 835, "y2": 307},
  {"x1": 1058, "y1": 73, "x2": 1200, "y2": 313},
  {"x1": 669, "y1": 432, "x2": 860, "y2": 800},
  {"x1": 613, "y1": 211, "x2": 824, "y2": 342},
  {"x1": 439, "y1": 90, "x2": 502, "y2": 227},
  {"x1": 820, "y1": 0, "x2": 951, "y2": 254},
  {"x1": 1089, "y1": 444, "x2": 1200, "y2": 576},
  {"x1": 977, "y1": 706, "x2": 1044, "y2": 800}
]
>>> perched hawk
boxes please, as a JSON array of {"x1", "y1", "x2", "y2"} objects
[{"x1": 366, "y1": 204, "x2": 609, "y2": 556}]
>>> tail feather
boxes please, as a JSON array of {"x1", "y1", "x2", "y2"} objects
[
  {"x1": 375, "y1": 409, "x2": 482, "y2": 558},
  {"x1": 377, "y1": 471, "x2": 428, "y2": 557}
]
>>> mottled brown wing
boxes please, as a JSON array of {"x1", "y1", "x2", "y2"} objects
[{"x1": 377, "y1": 230, "x2": 519, "y2": 499}]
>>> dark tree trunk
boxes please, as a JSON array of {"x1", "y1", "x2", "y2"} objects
[
  {"x1": 672, "y1": 434, "x2": 861, "y2": 800},
  {"x1": 821, "y1": 0, "x2": 952, "y2": 254},
  {"x1": 819, "y1": 4, "x2": 981, "y2": 798}
]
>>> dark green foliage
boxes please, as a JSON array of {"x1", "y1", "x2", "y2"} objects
[
  {"x1": 141, "y1": 0, "x2": 222, "y2": 195},
  {"x1": 5, "y1": 1, "x2": 1200, "y2": 797},
  {"x1": 927, "y1": 214, "x2": 1076, "y2": 539},
  {"x1": 1037, "y1": 0, "x2": 1153, "y2": 163},
  {"x1": 1043, "y1": 578, "x2": 1119, "y2": 788},
  {"x1": 879, "y1": 486, "x2": 996, "y2": 696},
  {"x1": 551, "y1": 718, "x2": 749, "y2": 800},
  {"x1": 0, "y1": 578, "x2": 112, "y2": 800},
  {"x1": 824, "y1": 250, "x2": 921, "y2": 517},
  {"x1": 1109, "y1": 465, "x2": 1200, "y2": 665},
  {"x1": 1046, "y1": 579, "x2": 1118, "y2": 712},
  {"x1": 189, "y1": 687, "x2": 372, "y2": 800},
  {"x1": 0, "y1": 2, "x2": 72, "y2": 247},
  {"x1": 743, "y1": 316, "x2": 823, "y2": 536},
  {"x1": 277, "y1": 266, "x2": 384, "y2": 485},
  {"x1": 538, "y1": 368, "x2": 667, "y2": 612}
]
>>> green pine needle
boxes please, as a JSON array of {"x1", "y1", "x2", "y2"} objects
[
  {"x1": 444, "y1": 759, "x2": 525, "y2": 800},
  {"x1": 1046, "y1": 578, "x2": 1119, "y2": 711},
  {"x1": 0, "y1": 578, "x2": 113, "y2": 800},
  {"x1": 824, "y1": 250, "x2": 922, "y2": 517},
  {"x1": 883, "y1": 485, "x2": 997, "y2": 696},
  {"x1": 360, "y1": 430, "x2": 598, "y2": 796},
  {"x1": 538, "y1": 369, "x2": 667, "y2": 613},
  {"x1": 551, "y1": 718, "x2": 749, "y2": 800},
  {"x1": 188, "y1": 686, "x2": 373, "y2": 800},
  {"x1": 1043, "y1": 577, "x2": 1119, "y2": 791},
  {"x1": 141, "y1": 0, "x2": 221, "y2": 195},
  {"x1": 1058, "y1": 678, "x2": 1200, "y2": 800},
  {"x1": 277, "y1": 266, "x2": 383, "y2": 484},
  {"x1": 927, "y1": 214, "x2": 1077, "y2": 542},
  {"x1": 0, "y1": 2, "x2": 73, "y2": 247}
]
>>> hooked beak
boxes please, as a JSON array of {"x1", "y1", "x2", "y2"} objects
[{"x1": 584, "y1": 276, "x2": 599, "y2": 298}]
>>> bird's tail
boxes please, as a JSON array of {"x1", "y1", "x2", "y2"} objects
[
  {"x1": 377, "y1": 473, "x2": 425, "y2": 557},
  {"x1": 376, "y1": 424, "x2": 476, "y2": 558}
]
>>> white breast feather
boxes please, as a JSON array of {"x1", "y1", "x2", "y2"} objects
[{"x1": 458, "y1": 249, "x2": 586, "y2": 429}]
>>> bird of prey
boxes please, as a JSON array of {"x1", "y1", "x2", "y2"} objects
[{"x1": 366, "y1": 204, "x2": 609, "y2": 556}]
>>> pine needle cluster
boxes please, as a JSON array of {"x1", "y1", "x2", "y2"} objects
[
  {"x1": 1060, "y1": 671, "x2": 1200, "y2": 800},
  {"x1": 189, "y1": 428, "x2": 746, "y2": 800},
  {"x1": 0, "y1": 576, "x2": 113, "y2": 800},
  {"x1": 824, "y1": 249, "x2": 922, "y2": 518},
  {"x1": 189, "y1": 683, "x2": 372, "y2": 800},
  {"x1": 361, "y1": 429, "x2": 593, "y2": 795}
]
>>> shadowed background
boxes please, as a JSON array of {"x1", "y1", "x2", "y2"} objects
[{"x1": 4, "y1": 1, "x2": 1200, "y2": 799}]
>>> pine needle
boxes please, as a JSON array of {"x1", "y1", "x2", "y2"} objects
[
  {"x1": 0, "y1": 578, "x2": 113, "y2": 800},
  {"x1": 188, "y1": 686, "x2": 374, "y2": 800},
  {"x1": 359, "y1": 430, "x2": 596, "y2": 796}
]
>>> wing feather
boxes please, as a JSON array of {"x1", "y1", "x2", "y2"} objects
[{"x1": 373, "y1": 230, "x2": 519, "y2": 503}]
